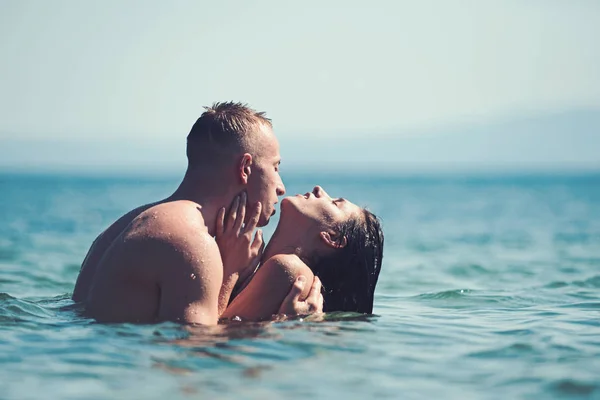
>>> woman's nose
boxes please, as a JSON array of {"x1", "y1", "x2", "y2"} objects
[{"x1": 313, "y1": 185, "x2": 327, "y2": 198}]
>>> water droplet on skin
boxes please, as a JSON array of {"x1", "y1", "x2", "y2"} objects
[{"x1": 190, "y1": 273, "x2": 196, "y2": 280}]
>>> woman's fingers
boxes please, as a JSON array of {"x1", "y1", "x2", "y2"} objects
[
  {"x1": 317, "y1": 292, "x2": 324, "y2": 313},
  {"x1": 248, "y1": 230, "x2": 264, "y2": 264},
  {"x1": 241, "y1": 231, "x2": 264, "y2": 282},
  {"x1": 251, "y1": 229, "x2": 263, "y2": 252},
  {"x1": 258, "y1": 234, "x2": 266, "y2": 258},
  {"x1": 251, "y1": 232, "x2": 265, "y2": 265},
  {"x1": 290, "y1": 276, "x2": 307, "y2": 303},
  {"x1": 226, "y1": 195, "x2": 240, "y2": 231},
  {"x1": 279, "y1": 276, "x2": 307, "y2": 315},
  {"x1": 233, "y1": 192, "x2": 246, "y2": 234},
  {"x1": 308, "y1": 277, "x2": 323, "y2": 313},
  {"x1": 244, "y1": 201, "x2": 262, "y2": 234},
  {"x1": 277, "y1": 276, "x2": 325, "y2": 316},
  {"x1": 216, "y1": 207, "x2": 226, "y2": 237}
]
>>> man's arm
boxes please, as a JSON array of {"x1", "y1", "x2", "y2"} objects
[{"x1": 156, "y1": 234, "x2": 224, "y2": 325}]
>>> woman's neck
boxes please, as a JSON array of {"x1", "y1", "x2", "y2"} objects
[{"x1": 262, "y1": 223, "x2": 314, "y2": 265}]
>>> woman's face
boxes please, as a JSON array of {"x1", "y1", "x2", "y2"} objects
[{"x1": 280, "y1": 185, "x2": 362, "y2": 229}]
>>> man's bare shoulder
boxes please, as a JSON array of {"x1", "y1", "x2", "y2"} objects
[
  {"x1": 88, "y1": 201, "x2": 162, "y2": 250},
  {"x1": 120, "y1": 200, "x2": 221, "y2": 279},
  {"x1": 125, "y1": 200, "x2": 210, "y2": 243}
]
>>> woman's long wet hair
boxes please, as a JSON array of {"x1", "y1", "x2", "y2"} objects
[{"x1": 310, "y1": 209, "x2": 384, "y2": 314}]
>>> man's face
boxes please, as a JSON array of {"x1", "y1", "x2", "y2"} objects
[{"x1": 246, "y1": 125, "x2": 286, "y2": 227}]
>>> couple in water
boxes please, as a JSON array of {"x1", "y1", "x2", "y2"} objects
[{"x1": 72, "y1": 102, "x2": 384, "y2": 324}]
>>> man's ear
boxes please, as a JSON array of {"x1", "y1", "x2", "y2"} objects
[
  {"x1": 239, "y1": 153, "x2": 253, "y2": 184},
  {"x1": 320, "y1": 231, "x2": 348, "y2": 249}
]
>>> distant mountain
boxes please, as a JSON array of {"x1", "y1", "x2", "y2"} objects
[
  {"x1": 1, "y1": 108, "x2": 599, "y2": 174},
  {"x1": 280, "y1": 108, "x2": 600, "y2": 172}
]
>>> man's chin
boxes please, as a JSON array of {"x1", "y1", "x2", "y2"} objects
[
  {"x1": 257, "y1": 209, "x2": 277, "y2": 227},
  {"x1": 257, "y1": 215, "x2": 270, "y2": 227}
]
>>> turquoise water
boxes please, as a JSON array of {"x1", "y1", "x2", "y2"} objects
[{"x1": 1, "y1": 172, "x2": 599, "y2": 399}]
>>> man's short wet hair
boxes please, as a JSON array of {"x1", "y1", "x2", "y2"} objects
[{"x1": 186, "y1": 102, "x2": 272, "y2": 167}]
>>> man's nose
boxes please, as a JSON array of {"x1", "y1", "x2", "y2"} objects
[{"x1": 276, "y1": 180, "x2": 286, "y2": 196}]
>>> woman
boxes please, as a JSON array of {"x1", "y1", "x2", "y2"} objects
[{"x1": 218, "y1": 185, "x2": 384, "y2": 321}]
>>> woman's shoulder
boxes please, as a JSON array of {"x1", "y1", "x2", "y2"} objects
[{"x1": 262, "y1": 254, "x2": 314, "y2": 283}]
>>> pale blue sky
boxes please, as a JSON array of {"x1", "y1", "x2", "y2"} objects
[{"x1": 1, "y1": 0, "x2": 599, "y2": 172}]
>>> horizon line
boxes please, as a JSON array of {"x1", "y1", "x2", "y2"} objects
[{"x1": 2, "y1": 163, "x2": 599, "y2": 180}]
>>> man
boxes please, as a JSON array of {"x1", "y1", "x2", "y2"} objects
[{"x1": 72, "y1": 102, "x2": 322, "y2": 324}]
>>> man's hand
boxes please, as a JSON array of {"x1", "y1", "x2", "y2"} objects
[
  {"x1": 216, "y1": 192, "x2": 264, "y2": 281},
  {"x1": 277, "y1": 276, "x2": 324, "y2": 317}
]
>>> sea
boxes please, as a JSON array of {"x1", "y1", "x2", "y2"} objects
[{"x1": 1, "y1": 171, "x2": 599, "y2": 399}]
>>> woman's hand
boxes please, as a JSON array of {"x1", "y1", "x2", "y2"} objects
[
  {"x1": 216, "y1": 192, "x2": 264, "y2": 281},
  {"x1": 277, "y1": 276, "x2": 324, "y2": 317}
]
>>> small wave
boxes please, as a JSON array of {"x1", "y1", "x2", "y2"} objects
[
  {"x1": 494, "y1": 328, "x2": 534, "y2": 336},
  {"x1": 63, "y1": 263, "x2": 83, "y2": 274},
  {"x1": 0, "y1": 292, "x2": 17, "y2": 302},
  {"x1": 559, "y1": 301, "x2": 600, "y2": 310},
  {"x1": 543, "y1": 281, "x2": 569, "y2": 289},
  {"x1": 320, "y1": 311, "x2": 376, "y2": 322},
  {"x1": 0, "y1": 292, "x2": 55, "y2": 323},
  {"x1": 575, "y1": 275, "x2": 600, "y2": 288},
  {"x1": 31, "y1": 293, "x2": 82, "y2": 314},
  {"x1": 468, "y1": 342, "x2": 538, "y2": 359},
  {"x1": 30, "y1": 293, "x2": 72, "y2": 304},
  {"x1": 0, "y1": 244, "x2": 19, "y2": 261},
  {"x1": 412, "y1": 289, "x2": 537, "y2": 309},
  {"x1": 550, "y1": 379, "x2": 599, "y2": 396},
  {"x1": 542, "y1": 275, "x2": 600, "y2": 290},
  {"x1": 414, "y1": 289, "x2": 474, "y2": 300},
  {"x1": 447, "y1": 263, "x2": 491, "y2": 277},
  {"x1": 454, "y1": 233, "x2": 493, "y2": 245},
  {"x1": 554, "y1": 232, "x2": 596, "y2": 245},
  {"x1": 408, "y1": 241, "x2": 447, "y2": 253}
]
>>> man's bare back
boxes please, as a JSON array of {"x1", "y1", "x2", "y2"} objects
[
  {"x1": 73, "y1": 200, "x2": 223, "y2": 324},
  {"x1": 72, "y1": 202, "x2": 157, "y2": 303}
]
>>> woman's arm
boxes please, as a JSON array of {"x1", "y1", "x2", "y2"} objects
[
  {"x1": 215, "y1": 193, "x2": 264, "y2": 316},
  {"x1": 221, "y1": 254, "x2": 315, "y2": 321}
]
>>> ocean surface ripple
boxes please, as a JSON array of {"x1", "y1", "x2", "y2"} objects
[{"x1": 1, "y1": 172, "x2": 599, "y2": 399}]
